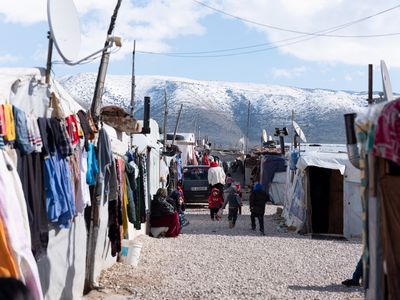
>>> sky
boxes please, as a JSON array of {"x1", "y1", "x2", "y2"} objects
[{"x1": 1, "y1": 0, "x2": 400, "y2": 93}]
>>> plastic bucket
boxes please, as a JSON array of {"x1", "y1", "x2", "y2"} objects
[{"x1": 121, "y1": 240, "x2": 143, "y2": 266}]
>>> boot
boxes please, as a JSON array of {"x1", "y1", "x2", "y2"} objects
[{"x1": 229, "y1": 221, "x2": 234, "y2": 228}]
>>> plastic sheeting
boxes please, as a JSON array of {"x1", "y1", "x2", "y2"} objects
[{"x1": 284, "y1": 149, "x2": 362, "y2": 238}]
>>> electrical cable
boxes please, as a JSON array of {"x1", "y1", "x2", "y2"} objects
[
  {"x1": 191, "y1": 0, "x2": 400, "y2": 38},
  {"x1": 137, "y1": 2, "x2": 400, "y2": 58}
]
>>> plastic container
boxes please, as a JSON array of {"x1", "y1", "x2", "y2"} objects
[{"x1": 120, "y1": 240, "x2": 143, "y2": 266}]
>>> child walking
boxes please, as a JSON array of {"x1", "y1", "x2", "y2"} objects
[
  {"x1": 208, "y1": 187, "x2": 223, "y2": 221},
  {"x1": 221, "y1": 185, "x2": 242, "y2": 228}
]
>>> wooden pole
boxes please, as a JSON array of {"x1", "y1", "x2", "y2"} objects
[
  {"x1": 172, "y1": 104, "x2": 183, "y2": 145},
  {"x1": 90, "y1": 0, "x2": 123, "y2": 124},
  {"x1": 130, "y1": 40, "x2": 136, "y2": 147},
  {"x1": 368, "y1": 64, "x2": 373, "y2": 105},
  {"x1": 163, "y1": 90, "x2": 168, "y2": 152}
]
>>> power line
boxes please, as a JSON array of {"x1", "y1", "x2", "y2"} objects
[
  {"x1": 191, "y1": 0, "x2": 400, "y2": 38},
  {"x1": 137, "y1": 2, "x2": 400, "y2": 58}
]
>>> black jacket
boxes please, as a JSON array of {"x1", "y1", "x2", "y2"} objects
[
  {"x1": 151, "y1": 195, "x2": 175, "y2": 218},
  {"x1": 249, "y1": 189, "x2": 269, "y2": 214}
]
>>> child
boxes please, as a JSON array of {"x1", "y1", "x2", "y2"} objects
[
  {"x1": 208, "y1": 187, "x2": 223, "y2": 221},
  {"x1": 221, "y1": 185, "x2": 242, "y2": 228},
  {"x1": 169, "y1": 190, "x2": 189, "y2": 228},
  {"x1": 236, "y1": 183, "x2": 243, "y2": 215},
  {"x1": 225, "y1": 173, "x2": 233, "y2": 188}
]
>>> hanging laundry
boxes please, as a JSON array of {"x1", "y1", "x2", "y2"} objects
[
  {"x1": 117, "y1": 159, "x2": 128, "y2": 238},
  {"x1": 0, "y1": 151, "x2": 43, "y2": 300},
  {"x1": 38, "y1": 117, "x2": 76, "y2": 228},
  {"x1": 95, "y1": 128, "x2": 113, "y2": 199},
  {"x1": 372, "y1": 98, "x2": 400, "y2": 165},
  {"x1": 86, "y1": 143, "x2": 98, "y2": 186},
  {"x1": 0, "y1": 104, "x2": 6, "y2": 136},
  {"x1": 0, "y1": 217, "x2": 20, "y2": 278},
  {"x1": 76, "y1": 110, "x2": 92, "y2": 150},
  {"x1": 16, "y1": 150, "x2": 48, "y2": 260},
  {"x1": 65, "y1": 114, "x2": 80, "y2": 146},
  {"x1": 26, "y1": 115, "x2": 42, "y2": 152},
  {"x1": 108, "y1": 158, "x2": 123, "y2": 257},
  {"x1": 3, "y1": 103, "x2": 15, "y2": 142},
  {"x1": 124, "y1": 156, "x2": 137, "y2": 224},
  {"x1": 13, "y1": 105, "x2": 33, "y2": 155},
  {"x1": 76, "y1": 147, "x2": 91, "y2": 212}
]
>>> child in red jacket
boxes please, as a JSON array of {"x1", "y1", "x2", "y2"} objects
[{"x1": 208, "y1": 187, "x2": 223, "y2": 221}]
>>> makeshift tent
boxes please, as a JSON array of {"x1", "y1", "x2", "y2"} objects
[
  {"x1": 259, "y1": 154, "x2": 286, "y2": 204},
  {"x1": 0, "y1": 68, "x2": 157, "y2": 299},
  {"x1": 283, "y1": 147, "x2": 362, "y2": 239}
]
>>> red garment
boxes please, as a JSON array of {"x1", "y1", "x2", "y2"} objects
[
  {"x1": 236, "y1": 183, "x2": 243, "y2": 198},
  {"x1": 65, "y1": 115, "x2": 80, "y2": 145},
  {"x1": 151, "y1": 212, "x2": 180, "y2": 237},
  {"x1": 210, "y1": 161, "x2": 218, "y2": 167},
  {"x1": 0, "y1": 105, "x2": 6, "y2": 136},
  {"x1": 208, "y1": 187, "x2": 223, "y2": 209},
  {"x1": 177, "y1": 186, "x2": 185, "y2": 201},
  {"x1": 373, "y1": 98, "x2": 400, "y2": 165},
  {"x1": 203, "y1": 153, "x2": 210, "y2": 166}
]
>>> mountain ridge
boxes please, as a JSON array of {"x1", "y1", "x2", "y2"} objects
[{"x1": 59, "y1": 73, "x2": 368, "y2": 147}]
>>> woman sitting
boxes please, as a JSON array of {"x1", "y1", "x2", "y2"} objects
[{"x1": 150, "y1": 188, "x2": 180, "y2": 238}]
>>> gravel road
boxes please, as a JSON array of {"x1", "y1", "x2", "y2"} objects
[{"x1": 85, "y1": 203, "x2": 363, "y2": 300}]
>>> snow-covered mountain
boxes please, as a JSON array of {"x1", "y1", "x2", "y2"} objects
[{"x1": 59, "y1": 73, "x2": 369, "y2": 147}]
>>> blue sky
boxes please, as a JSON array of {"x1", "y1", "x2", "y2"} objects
[{"x1": 2, "y1": 0, "x2": 400, "y2": 93}]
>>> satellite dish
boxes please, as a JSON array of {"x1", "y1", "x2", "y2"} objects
[
  {"x1": 48, "y1": 0, "x2": 81, "y2": 63},
  {"x1": 261, "y1": 129, "x2": 267, "y2": 143},
  {"x1": 293, "y1": 120, "x2": 307, "y2": 143},
  {"x1": 381, "y1": 60, "x2": 393, "y2": 102}
]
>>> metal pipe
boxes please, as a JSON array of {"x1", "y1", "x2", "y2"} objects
[
  {"x1": 344, "y1": 113, "x2": 360, "y2": 169},
  {"x1": 45, "y1": 31, "x2": 53, "y2": 84},
  {"x1": 142, "y1": 96, "x2": 151, "y2": 134}
]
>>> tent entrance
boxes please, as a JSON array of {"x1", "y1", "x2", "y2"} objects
[{"x1": 309, "y1": 167, "x2": 343, "y2": 235}]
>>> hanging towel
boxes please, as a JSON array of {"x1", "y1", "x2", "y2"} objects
[{"x1": 3, "y1": 103, "x2": 15, "y2": 142}]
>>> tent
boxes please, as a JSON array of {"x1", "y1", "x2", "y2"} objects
[
  {"x1": 0, "y1": 67, "x2": 159, "y2": 299},
  {"x1": 283, "y1": 145, "x2": 362, "y2": 239},
  {"x1": 259, "y1": 154, "x2": 286, "y2": 204}
]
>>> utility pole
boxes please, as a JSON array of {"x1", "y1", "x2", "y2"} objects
[
  {"x1": 130, "y1": 40, "x2": 136, "y2": 147},
  {"x1": 172, "y1": 104, "x2": 183, "y2": 145},
  {"x1": 86, "y1": 0, "x2": 122, "y2": 292},
  {"x1": 368, "y1": 64, "x2": 373, "y2": 105},
  {"x1": 245, "y1": 100, "x2": 250, "y2": 155},
  {"x1": 90, "y1": 0, "x2": 122, "y2": 124},
  {"x1": 163, "y1": 90, "x2": 168, "y2": 152},
  {"x1": 45, "y1": 31, "x2": 53, "y2": 84}
]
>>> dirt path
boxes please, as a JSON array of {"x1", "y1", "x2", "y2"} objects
[{"x1": 84, "y1": 203, "x2": 363, "y2": 300}]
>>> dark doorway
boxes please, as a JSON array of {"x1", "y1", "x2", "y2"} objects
[{"x1": 309, "y1": 167, "x2": 343, "y2": 235}]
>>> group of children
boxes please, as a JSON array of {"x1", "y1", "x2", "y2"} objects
[{"x1": 207, "y1": 173, "x2": 243, "y2": 228}]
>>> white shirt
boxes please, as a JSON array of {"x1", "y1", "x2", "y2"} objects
[{"x1": 208, "y1": 166, "x2": 226, "y2": 185}]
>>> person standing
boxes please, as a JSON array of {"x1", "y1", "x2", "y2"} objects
[
  {"x1": 249, "y1": 183, "x2": 269, "y2": 235},
  {"x1": 208, "y1": 161, "x2": 226, "y2": 195},
  {"x1": 208, "y1": 187, "x2": 223, "y2": 221},
  {"x1": 221, "y1": 185, "x2": 242, "y2": 228}
]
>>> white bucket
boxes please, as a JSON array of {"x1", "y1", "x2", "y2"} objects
[{"x1": 121, "y1": 240, "x2": 143, "y2": 266}]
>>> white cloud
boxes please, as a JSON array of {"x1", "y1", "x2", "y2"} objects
[
  {"x1": 0, "y1": 0, "x2": 212, "y2": 62},
  {"x1": 345, "y1": 74, "x2": 353, "y2": 81},
  {"x1": 219, "y1": 0, "x2": 400, "y2": 67},
  {"x1": 272, "y1": 66, "x2": 306, "y2": 79},
  {"x1": 0, "y1": 1, "x2": 46, "y2": 24},
  {"x1": 0, "y1": 54, "x2": 18, "y2": 63},
  {"x1": 2, "y1": 0, "x2": 400, "y2": 69}
]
